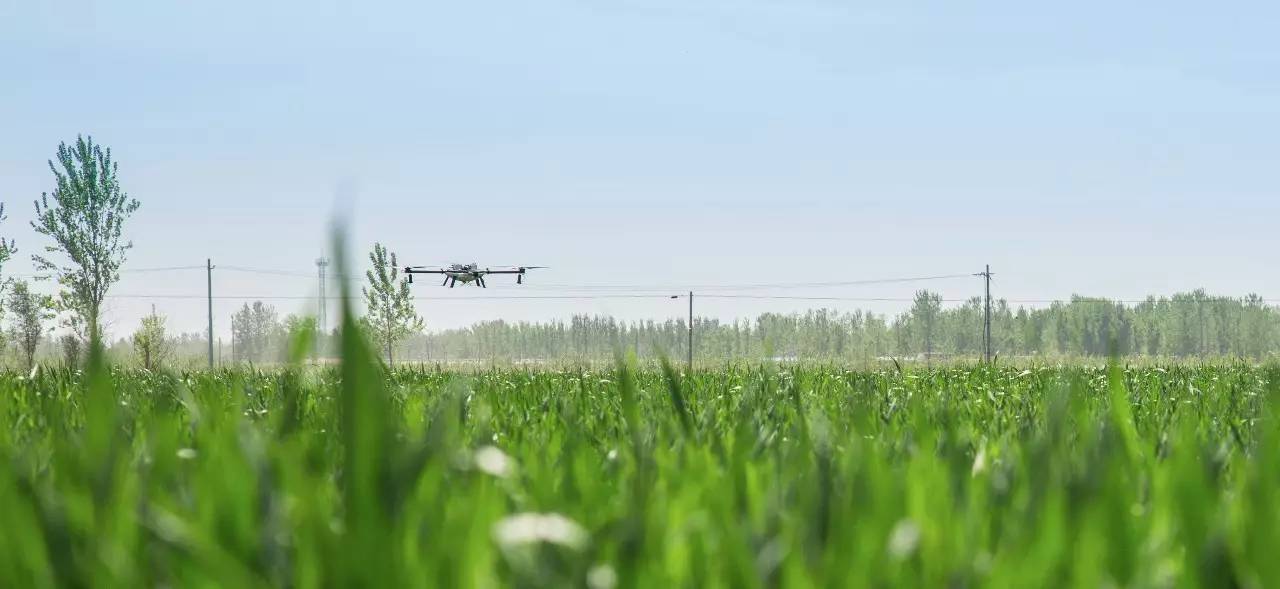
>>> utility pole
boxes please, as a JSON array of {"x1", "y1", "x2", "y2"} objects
[
  {"x1": 669, "y1": 293, "x2": 694, "y2": 370},
  {"x1": 688, "y1": 291, "x2": 694, "y2": 371},
  {"x1": 207, "y1": 258, "x2": 214, "y2": 369},
  {"x1": 979, "y1": 264, "x2": 993, "y2": 363}
]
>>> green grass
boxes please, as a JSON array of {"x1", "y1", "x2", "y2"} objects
[{"x1": 2, "y1": 324, "x2": 1278, "y2": 586}]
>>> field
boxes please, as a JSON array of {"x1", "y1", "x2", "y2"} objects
[{"x1": 2, "y1": 319, "x2": 1279, "y2": 587}]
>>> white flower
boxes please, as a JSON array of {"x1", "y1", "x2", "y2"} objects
[
  {"x1": 587, "y1": 564, "x2": 618, "y2": 589},
  {"x1": 971, "y1": 446, "x2": 988, "y2": 476},
  {"x1": 887, "y1": 519, "x2": 920, "y2": 560},
  {"x1": 493, "y1": 513, "x2": 587, "y2": 550},
  {"x1": 474, "y1": 445, "x2": 514, "y2": 478}
]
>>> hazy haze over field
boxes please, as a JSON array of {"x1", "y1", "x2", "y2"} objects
[{"x1": 2, "y1": 1, "x2": 1278, "y2": 339}]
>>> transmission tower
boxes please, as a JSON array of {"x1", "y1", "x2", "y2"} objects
[{"x1": 316, "y1": 257, "x2": 329, "y2": 354}]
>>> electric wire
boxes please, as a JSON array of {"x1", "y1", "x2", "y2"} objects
[
  {"x1": 208, "y1": 266, "x2": 978, "y2": 292},
  {"x1": 9, "y1": 265, "x2": 207, "y2": 279},
  {"x1": 491, "y1": 273, "x2": 978, "y2": 292},
  {"x1": 105, "y1": 293, "x2": 680, "y2": 301},
  {"x1": 218, "y1": 266, "x2": 313, "y2": 278},
  {"x1": 219, "y1": 265, "x2": 365, "y2": 281},
  {"x1": 121, "y1": 265, "x2": 207, "y2": 273},
  {"x1": 17, "y1": 263, "x2": 1272, "y2": 306},
  {"x1": 701, "y1": 294, "x2": 1274, "y2": 305},
  {"x1": 100, "y1": 293, "x2": 1275, "y2": 305}
]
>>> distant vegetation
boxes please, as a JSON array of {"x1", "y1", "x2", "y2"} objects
[
  {"x1": 71, "y1": 289, "x2": 1280, "y2": 368},
  {"x1": 403, "y1": 290, "x2": 1279, "y2": 363}
]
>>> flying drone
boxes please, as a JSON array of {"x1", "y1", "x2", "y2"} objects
[{"x1": 404, "y1": 263, "x2": 546, "y2": 288}]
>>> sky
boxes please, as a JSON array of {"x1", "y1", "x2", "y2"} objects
[{"x1": 2, "y1": 0, "x2": 1278, "y2": 340}]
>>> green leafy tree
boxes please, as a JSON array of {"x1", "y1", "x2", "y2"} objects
[
  {"x1": 31, "y1": 136, "x2": 140, "y2": 344},
  {"x1": 0, "y1": 201, "x2": 19, "y2": 346},
  {"x1": 0, "y1": 202, "x2": 15, "y2": 283},
  {"x1": 131, "y1": 311, "x2": 172, "y2": 370},
  {"x1": 231, "y1": 301, "x2": 280, "y2": 363},
  {"x1": 361, "y1": 243, "x2": 422, "y2": 364},
  {"x1": 8, "y1": 280, "x2": 52, "y2": 370},
  {"x1": 909, "y1": 290, "x2": 943, "y2": 359},
  {"x1": 58, "y1": 333, "x2": 81, "y2": 367},
  {"x1": 283, "y1": 313, "x2": 319, "y2": 362}
]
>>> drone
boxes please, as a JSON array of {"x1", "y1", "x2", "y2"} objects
[{"x1": 403, "y1": 263, "x2": 546, "y2": 288}]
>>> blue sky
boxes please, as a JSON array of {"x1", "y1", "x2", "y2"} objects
[{"x1": 2, "y1": 0, "x2": 1278, "y2": 338}]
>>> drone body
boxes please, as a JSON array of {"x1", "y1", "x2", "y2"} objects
[{"x1": 404, "y1": 263, "x2": 545, "y2": 288}]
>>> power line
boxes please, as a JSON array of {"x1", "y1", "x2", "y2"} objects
[
  {"x1": 122, "y1": 265, "x2": 207, "y2": 273},
  {"x1": 111, "y1": 264, "x2": 983, "y2": 296},
  {"x1": 219, "y1": 265, "x2": 369, "y2": 282},
  {"x1": 701, "y1": 295, "x2": 959, "y2": 302},
  {"x1": 513, "y1": 273, "x2": 978, "y2": 292},
  {"x1": 218, "y1": 265, "x2": 314, "y2": 278},
  {"x1": 1008, "y1": 297, "x2": 1269, "y2": 306},
  {"x1": 209, "y1": 268, "x2": 978, "y2": 291},
  {"x1": 104, "y1": 293, "x2": 681, "y2": 301},
  {"x1": 8, "y1": 265, "x2": 207, "y2": 279},
  {"x1": 15, "y1": 264, "x2": 1279, "y2": 306},
  {"x1": 100, "y1": 292, "x2": 1277, "y2": 305},
  {"x1": 698, "y1": 294, "x2": 1276, "y2": 305}
]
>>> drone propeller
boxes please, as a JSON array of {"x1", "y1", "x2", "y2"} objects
[{"x1": 516, "y1": 266, "x2": 547, "y2": 284}]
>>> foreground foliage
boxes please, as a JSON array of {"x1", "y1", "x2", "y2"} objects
[{"x1": 1, "y1": 339, "x2": 1278, "y2": 586}]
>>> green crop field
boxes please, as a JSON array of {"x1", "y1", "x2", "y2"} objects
[{"x1": 2, "y1": 314, "x2": 1278, "y2": 587}]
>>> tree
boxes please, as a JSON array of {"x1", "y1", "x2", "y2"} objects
[
  {"x1": 0, "y1": 202, "x2": 19, "y2": 346},
  {"x1": 131, "y1": 310, "x2": 172, "y2": 370},
  {"x1": 909, "y1": 290, "x2": 943, "y2": 360},
  {"x1": 31, "y1": 136, "x2": 141, "y2": 344},
  {"x1": 282, "y1": 314, "x2": 318, "y2": 362},
  {"x1": 231, "y1": 301, "x2": 280, "y2": 363},
  {"x1": 59, "y1": 333, "x2": 82, "y2": 367},
  {"x1": 361, "y1": 243, "x2": 423, "y2": 364},
  {"x1": 0, "y1": 202, "x2": 15, "y2": 283},
  {"x1": 8, "y1": 280, "x2": 53, "y2": 370}
]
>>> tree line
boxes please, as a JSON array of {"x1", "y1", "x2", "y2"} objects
[{"x1": 394, "y1": 290, "x2": 1280, "y2": 363}]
